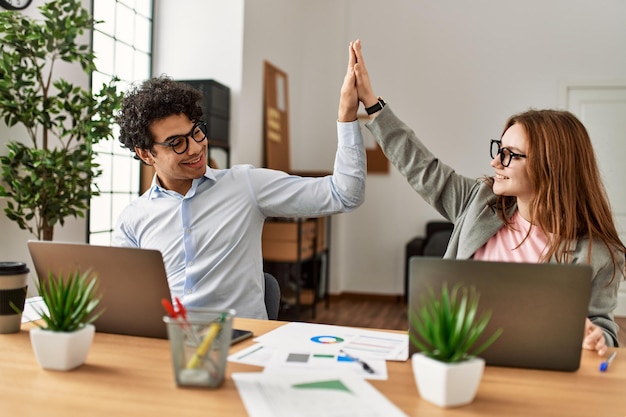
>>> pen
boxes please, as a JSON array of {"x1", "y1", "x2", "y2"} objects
[
  {"x1": 174, "y1": 297, "x2": 188, "y2": 322},
  {"x1": 186, "y1": 321, "x2": 221, "y2": 369},
  {"x1": 161, "y1": 298, "x2": 179, "y2": 320},
  {"x1": 600, "y1": 351, "x2": 617, "y2": 372},
  {"x1": 339, "y1": 349, "x2": 375, "y2": 374},
  {"x1": 161, "y1": 298, "x2": 200, "y2": 345}
]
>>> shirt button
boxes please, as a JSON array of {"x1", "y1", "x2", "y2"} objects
[
  {"x1": 188, "y1": 261, "x2": 194, "y2": 267},
  {"x1": 186, "y1": 289, "x2": 193, "y2": 294}
]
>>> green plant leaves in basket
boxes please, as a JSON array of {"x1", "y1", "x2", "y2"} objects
[
  {"x1": 34, "y1": 270, "x2": 104, "y2": 333},
  {"x1": 409, "y1": 283, "x2": 502, "y2": 363}
]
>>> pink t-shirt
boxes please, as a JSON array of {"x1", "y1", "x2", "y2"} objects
[{"x1": 473, "y1": 211, "x2": 548, "y2": 263}]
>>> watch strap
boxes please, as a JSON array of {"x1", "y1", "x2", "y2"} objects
[{"x1": 365, "y1": 97, "x2": 386, "y2": 115}]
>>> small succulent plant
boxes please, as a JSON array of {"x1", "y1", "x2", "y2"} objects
[
  {"x1": 409, "y1": 283, "x2": 502, "y2": 363},
  {"x1": 35, "y1": 270, "x2": 103, "y2": 332}
]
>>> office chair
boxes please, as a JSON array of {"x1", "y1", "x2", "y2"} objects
[
  {"x1": 264, "y1": 272, "x2": 281, "y2": 320},
  {"x1": 404, "y1": 221, "x2": 453, "y2": 303}
]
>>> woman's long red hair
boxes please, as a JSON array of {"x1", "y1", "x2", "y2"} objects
[{"x1": 490, "y1": 109, "x2": 625, "y2": 281}]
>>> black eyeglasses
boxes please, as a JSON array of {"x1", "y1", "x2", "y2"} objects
[
  {"x1": 152, "y1": 121, "x2": 208, "y2": 154},
  {"x1": 490, "y1": 139, "x2": 526, "y2": 167}
]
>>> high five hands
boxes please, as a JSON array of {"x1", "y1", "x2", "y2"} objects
[
  {"x1": 338, "y1": 41, "x2": 359, "y2": 122},
  {"x1": 338, "y1": 39, "x2": 382, "y2": 122},
  {"x1": 351, "y1": 40, "x2": 379, "y2": 111}
]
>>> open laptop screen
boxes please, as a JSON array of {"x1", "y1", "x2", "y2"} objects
[
  {"x1": 28, "y1": 240, "x2": 172, "y2": 339},
  {"x1": 408, "y1": 257, "x2": 592, "y2": 371}
]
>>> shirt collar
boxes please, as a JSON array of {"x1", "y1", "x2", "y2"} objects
[{"x1": 146, "y1": 166, "x2": 216, "y2": 199}]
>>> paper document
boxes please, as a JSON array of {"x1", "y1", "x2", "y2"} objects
[
  {"x1": 252, "y1": 322, "x2": 408, "y2": 361},
  {"x1": 232, "y1": 371, "x2": 408, "y2": 417},
  {"x1": 228, "y1": 343, "x2": 276, "y2": 367},
  {"x1": 228, "y1": 342, "x2": 388, "y2": 380},
  {"x1": 264, "y1": 350, "x2": 388, "y2": 380}
]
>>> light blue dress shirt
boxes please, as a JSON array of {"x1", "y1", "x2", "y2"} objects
[{"x1": 112, "y1": 121, "x2": 365, "y2": 319}]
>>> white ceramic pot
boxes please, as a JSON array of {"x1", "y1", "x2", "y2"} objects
[
  {"x1": 411, "y1": 352, "x2": 485, "y2": 408},
  {"x1": 30, "y1": 324, "x2": 95, "y2": 371}
]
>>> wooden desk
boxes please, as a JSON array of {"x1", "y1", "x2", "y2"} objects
[{"x1": 1, "y1": 319, "x2": 624, "y2": 416}]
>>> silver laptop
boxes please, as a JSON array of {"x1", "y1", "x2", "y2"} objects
[
  {"x1": 408, "y1": 257, "x2": 593, "y2": 372},
  {"x1": 27, "y1": 240, "x2": 172, "y2": 339}
]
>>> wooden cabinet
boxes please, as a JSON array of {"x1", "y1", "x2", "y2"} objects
[
  {"x1": 262, "y1": 219, "x2": 317, "y2": 261},
  {"x1": 262, "y1": 217, "x2": 330, "y2": 320}
]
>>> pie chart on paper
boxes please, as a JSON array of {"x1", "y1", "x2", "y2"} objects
[{"x1": 310, "y1": 335, "x2": 345, "y2": 344}]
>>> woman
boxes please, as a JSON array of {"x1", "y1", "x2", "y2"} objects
[{"x1": 349, "y1": 39, "x2": 625, "y2": 355}]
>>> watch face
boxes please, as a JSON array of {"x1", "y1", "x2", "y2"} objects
[{"x1": 0, "y1": 0, "x2": 33, "y2": 10}]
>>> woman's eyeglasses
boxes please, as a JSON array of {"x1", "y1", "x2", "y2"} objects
[
  {"x1": 490, "y1": 139, "x2": 526, "y2": 167},
  {"x1": 152, "y1": 121, "x2": 208, "y2": 154}
]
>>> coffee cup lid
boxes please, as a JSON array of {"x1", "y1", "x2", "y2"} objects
[{"x1": 0, "y1": 262, "x2": 30, "y2": 275}]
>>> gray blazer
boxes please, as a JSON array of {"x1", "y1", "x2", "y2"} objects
[{"x1": 367, "y1": 106, "x2": 623, "y2": 346}]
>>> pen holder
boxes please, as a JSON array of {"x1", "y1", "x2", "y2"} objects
[{"x1": 163, "y1": 308, "x2": 235, "y2": 388}]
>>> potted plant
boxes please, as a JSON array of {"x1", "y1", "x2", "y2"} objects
[
  {"x1": 29, "y1": 269, "x2": 103, "y2": 371},
  {"x1": 0, "y1": 0, "x2": 123, "y2": 240},
  {"x1": 409, "y1": 283, "x2": 502, "y2": 408}
]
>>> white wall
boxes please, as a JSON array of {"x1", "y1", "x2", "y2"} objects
[{"x1": 2, "y1": 0, "x2": 626, "y2": 297}]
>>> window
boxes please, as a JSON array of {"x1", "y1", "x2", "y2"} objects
[{"x1": 89, "y1": 0, "x2": 153, "y2": 245}]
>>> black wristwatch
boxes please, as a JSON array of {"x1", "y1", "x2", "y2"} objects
[{"x1": 365, "y1": 97, "x2": 386, "y2": 115}]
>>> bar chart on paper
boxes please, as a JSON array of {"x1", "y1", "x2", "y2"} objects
[{"x1": 263, "y1": 350, "x2": 388, "y2": 380}]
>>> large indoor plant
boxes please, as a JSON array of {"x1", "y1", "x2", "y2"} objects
[
  {"x1": 0, "y1": 0, "x2": 122, "y2": 240},
  {"x1": 29, "y1": 269, "x2": 103, "y2": 371},
  {"x1": 409, "y1": 283, "x2": 502, "y2": 408}
]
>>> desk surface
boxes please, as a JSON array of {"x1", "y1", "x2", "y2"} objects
[{"x1": 1, "y1": 318, "x2": 624, "y2": 417}]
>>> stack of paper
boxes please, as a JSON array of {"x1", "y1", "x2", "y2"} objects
[
  {"x1": 229, "y1": 322, "x2": 408, "y2": 380},
  {"x1": 228, "y1": 322, "x2": 410, "y2": 416}
]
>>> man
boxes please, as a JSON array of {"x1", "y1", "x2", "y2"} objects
[{"x1": 113, "y1": 44, "x2": 365, "y2": 319}]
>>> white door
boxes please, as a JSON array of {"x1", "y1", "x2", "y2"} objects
[{"x1": 566, "y1": 84, "x2": 626, "y2": 317}]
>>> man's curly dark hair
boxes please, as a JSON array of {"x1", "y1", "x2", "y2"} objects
[{"x1": 116, "y1": 75, "x2": 204, "y2": 160}]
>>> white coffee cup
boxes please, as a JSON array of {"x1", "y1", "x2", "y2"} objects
[{"x1": 0, "y1": 262, "x2": 29, "y2": 334}]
